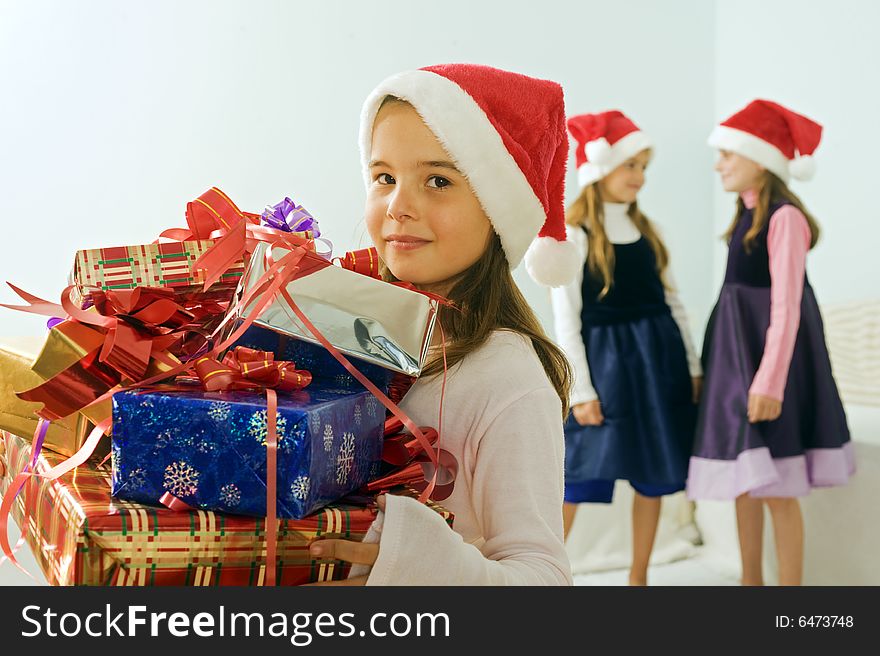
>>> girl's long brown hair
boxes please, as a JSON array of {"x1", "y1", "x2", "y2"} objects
[
  {"x1": 564, "y1": 182, "x2": 669, "y2": 299},
  {"x1": 724, "y1": 171, "x2": 821, "y2": 251},
  {"x1": 380, "y1": 233, "x2": 572, "y2": 417}
]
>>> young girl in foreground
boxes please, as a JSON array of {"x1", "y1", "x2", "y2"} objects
[
  {"x1": 309, "y1": 64, "x2": 582, "y2": 585},
  {"x1": 689, "y1": 100, "x2": 853, "y2": 585}
]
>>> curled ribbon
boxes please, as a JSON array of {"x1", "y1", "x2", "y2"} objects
[
  {"x1": 190, "y1": 346, "x2": 312, "y2": 393},
  {"x1": 159, "y1": 187, "x2": 319, "y2": 292},
  {"x1": 2, "y1": 284, "x2": 221, "y2": 422},
  {"x1": 261, "y1": 197, "x2": 321, "y2": 237},
  {"x1": 335, "y1": 248, "x2": 380, "y2": 279}
]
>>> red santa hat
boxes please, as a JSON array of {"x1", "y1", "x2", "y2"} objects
[
  {"x1": 567, "y1": 110, "x2": 654, "y2": 188},
  {"x1": 708, "y1": 99, "x2": 823, "y2": 183},
  {"x1": 359, "y1": 63, "x2": 580, "y2": 287}
]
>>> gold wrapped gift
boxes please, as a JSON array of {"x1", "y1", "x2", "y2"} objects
[{"x1": 0, "y1": 335, "x2": 106, "y2": 457}]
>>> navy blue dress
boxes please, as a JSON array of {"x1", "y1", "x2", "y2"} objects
[{"x1": 564, "y1": 229, "x2": 697, "y2": 503}]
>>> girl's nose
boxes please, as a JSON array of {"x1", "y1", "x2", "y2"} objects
[{"x1": 386, "y1": 183, "x2": 417, "y2": 222}]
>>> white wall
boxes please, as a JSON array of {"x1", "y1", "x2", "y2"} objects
[
  {"x1": 0, "y1": 0, "x2": 715, "y2": 337},
  {"x1": 713, "y1": 0, "x2": 880, "y2": 302}
]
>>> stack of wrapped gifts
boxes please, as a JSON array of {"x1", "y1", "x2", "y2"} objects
[{"x1": 0, "y1": 187, "x2": 450, "y2": 586}]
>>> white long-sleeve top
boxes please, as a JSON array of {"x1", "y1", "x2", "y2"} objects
[
  {"x1": 550, "y1": 202, "x2": 702, "y2": 406},
  {"x1": 353, "y1": 330, "x2": 572, "y2": 585}
]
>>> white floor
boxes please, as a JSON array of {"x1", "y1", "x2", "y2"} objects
[{"x1": 574, "y1": 550, "x2": 740, "y2": 586}]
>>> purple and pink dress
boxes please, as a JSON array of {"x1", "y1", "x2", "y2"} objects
[{"x1": 687, "y1": 191, "x2": 854, "y2": 499}]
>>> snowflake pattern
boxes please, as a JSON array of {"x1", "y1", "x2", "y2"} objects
[
  {"x1": 353, "y1": 405, "x2": 362, "y2": 426},
  {"x1": 163, "y1": 460, "x2": 199, "y2": 497},
  {"x1": 196, "y1": 439, "x2": 215, "y2": 454},
  {"x1": 335, "y1": 373, "x2": 351, "y2": 387},
  {"x1": 220, "y1": 483, "x2": 241, "y2": 508},
  {"x1": 307, "y1": 411, "x2": 321, "y2": 443},
  {"x1": 322, "y1": 424, "x2": 334, "y2": 452},
  {"x1": 364, "y1": 396, "x2": 379, "y2": 418},
  {"x1": 290, "y1": 475, "x2": 311, "y2": 501},
  {"x1": 336, "y1": 432, "x2": 356, "y2": 485},
  {"x1": 154, "y1": 430, "x2": 174, "y2": 450},
  {"x1": 248, "y1": 409, "x2": 288, "y2": 446},
  {"x1": 127, "y1": 467, "x2": 147, "y2": 489},
  {"x1": 208, "y1": 401, "x2": 231, "y2": 422}
]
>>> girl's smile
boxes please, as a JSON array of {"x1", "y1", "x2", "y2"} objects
[{"x1": 383, "y1": 232, "x2": 432, "y2": 250}]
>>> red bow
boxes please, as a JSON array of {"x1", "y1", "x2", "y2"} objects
[{"x1": 191, "y1": 346, "x2": 312, "y2": 393}]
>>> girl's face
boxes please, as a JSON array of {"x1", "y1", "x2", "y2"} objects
[
  {"x1": 714, "y1": 150, "x2": 765, "y2": 192},
  {"x1": 599, "y1": 149, "x2": 651, "y2": 204},
  {"x1": 365, "y1": 101, "x2": 493, "y2": 292}
]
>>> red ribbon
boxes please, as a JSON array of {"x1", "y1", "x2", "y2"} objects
[
  {"x1": 335, "y1": 248, "x2": 381, "y2": 279},
  {"x1": 159, "y1": 187, "x2": 318, "y2": 293},
  {"x1": 190, "y1": 346, "x2": 312, "y2": 393}
]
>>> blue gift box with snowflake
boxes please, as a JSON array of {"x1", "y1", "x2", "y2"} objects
[{"x1": 110, "y1": 383, "x2": 386, "y2": 519}]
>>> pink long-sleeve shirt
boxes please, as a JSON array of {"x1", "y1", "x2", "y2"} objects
[{"x1": 742, "y1": 189, "x2": 813, "y2": 402}]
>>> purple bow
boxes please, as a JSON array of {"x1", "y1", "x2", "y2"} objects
[{"x1": 261, "y1": 197, "x2": 321, "y2": 237}]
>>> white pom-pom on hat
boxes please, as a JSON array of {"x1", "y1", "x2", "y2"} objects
[
  {"x1": 585, "y1": 137, "x2": 612, "y2": 166},
  {"x1": 524, "y1": 237, "x2": 581, "y2": 288},
  {"x1": 789, "y1": 154, "x2": 816, "y2": 181}
]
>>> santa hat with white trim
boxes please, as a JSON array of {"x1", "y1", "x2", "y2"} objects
[
  {"x1": 708, "y1": 99, "x2": 823, "y2": 183},
  {"x1": 359, "y1": 63, "x2": 580, "y2": 287},
  {"x1": 567, "y1": 110, "x2": 654, "y2": 188}
]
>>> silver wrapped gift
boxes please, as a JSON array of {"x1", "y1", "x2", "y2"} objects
[{"x1": 233, "y1": 242, "x2": 439, "y2": 377}]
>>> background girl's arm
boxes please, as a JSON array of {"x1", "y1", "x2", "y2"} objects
[
  {"x1": 663, "y1": 267, "x2": 703, "y2": 377},
  {"x1": 549, "y1": 226, "x2": 598, "y2": 404},
  {"x1": 364, "y1": 386, "x2": 572, "y2": 586},
  {"x1": 749, "y1": 206, "x2": 812, "y2": 401}
]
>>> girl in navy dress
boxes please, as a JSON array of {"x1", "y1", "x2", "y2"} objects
[
  {"x1": 689, "y1": 100, "x2": 853, "y2": 586},
  {"x1": 552, "y1": 111, "x2": 702, "y2": 585}
]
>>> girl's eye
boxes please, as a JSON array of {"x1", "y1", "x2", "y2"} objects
[
  {"x1": 376, "y1": 173, "x2": 395, "y2": 185},
  {"x1": 426, "y1": 175, "x2": 451, "y2": 189}
]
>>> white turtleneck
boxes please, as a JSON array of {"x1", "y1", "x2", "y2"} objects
[{"x1": 550, "y1": 202, "x2": 702, "y2": 405}]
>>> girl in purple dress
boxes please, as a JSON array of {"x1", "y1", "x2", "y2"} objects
[{"x1": 688, "y1": 100, "x2": 854, "y2": 586}]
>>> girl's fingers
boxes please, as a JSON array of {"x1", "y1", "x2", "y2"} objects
[
  {"x1": 309, "y1": 539, "x2": 379, "y2": 565},
  {"x1": 747, "y1": 394, "x2": 760, "y2": 422}
]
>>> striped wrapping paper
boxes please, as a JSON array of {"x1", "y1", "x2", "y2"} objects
[
  {"x1": 1, "y1": 431, "x2": 450, "y2": 586},
  {"x1": 71, "y1": 239, "x2": 245, "y2": 303}
]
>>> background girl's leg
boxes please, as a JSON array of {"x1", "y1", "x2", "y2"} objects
[
  {"x1": 563, "y1": 502, "x2": 579, "y2": 540},
  {"x1": 765, "y1": 497, "x2": 804, "y2": 586},
  {"x1": 736, "y1": 494, "x2": 765, "y2": 585},
  {"x1": 630, "y1": 492, "x2": 661, "y2": 586}
]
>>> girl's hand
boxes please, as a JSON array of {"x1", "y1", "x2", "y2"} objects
[
  {"x1": 747, "y1": 394, "x2": 782, "y2": 423},
  {"x1": 691, "y1": 377, "x2": 704, "y2": 404},
  {"x1": 304, "y1": 495, "x2": 386, "y2": 586},
  {"x1": 572, "y1": 400, "x2": 604, "y2": 426}
]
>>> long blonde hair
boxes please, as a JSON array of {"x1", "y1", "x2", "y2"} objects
[
  {"x1": 380, "y1": 233, "x2": 572, "y2": 416},
  {"x1": 725, "y1": 171, "x2": 821, "y2": 251},
  {"x1": 565, "y1": 183, "x2": 669, "y2": 299}
]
